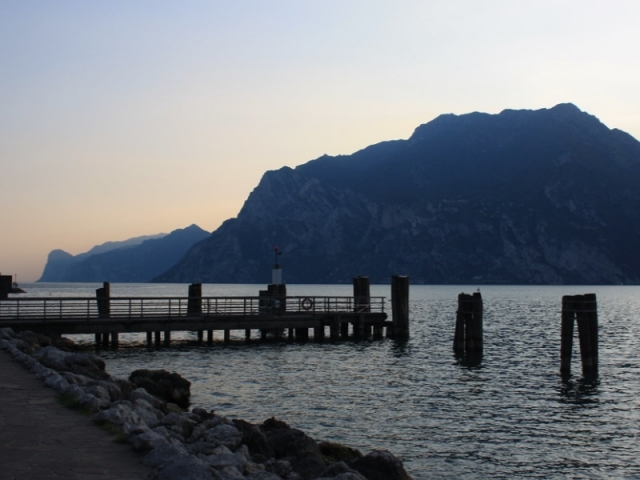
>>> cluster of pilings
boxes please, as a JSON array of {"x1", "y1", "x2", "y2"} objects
[
  {"x1": 87, "y1": 282, "x2": 597, "y2": 379},
  {"x1": 451, "y1": 290, "x2": 598, "y2": 378}
]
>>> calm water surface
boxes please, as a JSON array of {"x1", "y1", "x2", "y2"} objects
[{"x1": 20, "y1": 283, "x2": 640, "y2": 479}]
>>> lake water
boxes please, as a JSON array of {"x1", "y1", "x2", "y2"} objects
[{"x1": 16, "y1": 283, "x2": 640, "y2": 479}]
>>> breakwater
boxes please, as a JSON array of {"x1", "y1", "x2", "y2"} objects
[{"x1": 0, "y1": 327, "x2": 412, "y2": 480}]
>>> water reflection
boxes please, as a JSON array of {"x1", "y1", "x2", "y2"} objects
[
  {"x1": 557, "y1": 375, "x2": 600, "y2": 405},
  {"x1": 390, "y1": 339, "x2": 411, "y2": 357},
  {"x1": 453, "y1": 350, "x2": 483, "y2": 369}
]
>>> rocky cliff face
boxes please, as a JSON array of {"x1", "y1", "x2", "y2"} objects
[
  {"x1": 155, "y1": 104, "x2": 640, "y2": 285},
  {"x1": 39, "y1": 225, "x2": 209, "y2": 282}
]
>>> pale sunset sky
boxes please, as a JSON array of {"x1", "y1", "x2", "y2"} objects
[{"x1": 1, "y1": 1, "x2": 639, "y2": 281}]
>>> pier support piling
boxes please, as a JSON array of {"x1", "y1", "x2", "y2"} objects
[
  {"x1": 295, "y1": 328, "x2": 309, "y2": 342},
  {"x1": 330, "y1": 317, "x2": 340, "y2": 340},
  {"x1": 341, "y1": 322, "x2": 349, "y2": 338},
  {"x1": 356, "y1": 315, "x2": 365, "y2": 338},
  {"x1": 353, "y1": 276, "x2": 371, "y2": 313},
  {"x1": 373, "y1": 324, "x2": 383, "y2": 339}
]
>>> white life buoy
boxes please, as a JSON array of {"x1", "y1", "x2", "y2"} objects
[{"x1": 301, "y1": 297, "x2": 314, "y2": 311}]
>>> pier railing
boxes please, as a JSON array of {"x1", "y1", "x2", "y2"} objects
[{"x1": 0, "y1": 296, "x2": 386, "y2": 322}]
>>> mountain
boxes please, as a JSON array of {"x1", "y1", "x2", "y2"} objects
[
  {"x1": 153, "y1": 104, "x2": 640, "y2": 285},
  {"x1": 39, "y1": 225, "x2": 209, "y2": 282}
]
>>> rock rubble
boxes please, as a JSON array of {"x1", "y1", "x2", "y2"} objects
[{"x1": 0, "y1": 328, "x2": 413, "y2": 480}]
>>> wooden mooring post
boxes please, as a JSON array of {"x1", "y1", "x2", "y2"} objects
[
  {"x1": 95, "y1": 282, "x2": 111, "y2": 347},
  {"x1": 353, "y1": 276, "x2": 371, "y2": 338},
  {"x1": 353, "y1": 276, "x2": 371, "y2": 312},
  {"x1": 0, "y1": 275, "x2": 12, "y2": 300},
  {"x1": 453, "y1": 292, "x2": 483, "y2": 356},
  {"x1": 95, "y1": 282, "x2": 110, "y2": 318},
  {"x1": 188, "y1": 283, "x2": 202, "y2": 315},
  {"x1": 388, "y1": 275, "x2": 409, "y2": 339},
  {"x1": 560, "y1": 294, "x2": 598, "y2": 378}
]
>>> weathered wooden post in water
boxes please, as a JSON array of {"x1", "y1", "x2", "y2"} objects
[
  {"x1": 95, "y1": 282, "x2": 112, "y2": 346},
  {"x1": 96, "y1": 282, "x2": 110, "y2": 317},
  {"x1": 0, "y1": 275, "x2": 12, "y2": 300},
  {"x1": 388, "y1": 276, "x2": 409, "y2": 339},
  {"x1": 188, "y1": 283, "x2": 203, "y2": 342},
  {"x1": 353, "y1": 276, "x2": 371, "y2": 338},
  {"x1": 560, "y1": 294, "x2": 598, "y2": 378},
  {"x1": 188, "y1": 283, "x2": 202, "y2": 315},
  {"x1": 353, "y1": 276, "x2": 371, "y2": 312},
  {"x1": 453, "y1": 292, "x2": 483, "y2": 356}
]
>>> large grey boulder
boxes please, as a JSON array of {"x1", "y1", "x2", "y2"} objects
[
  {"x1": 161, "y1": 412, "x2": 199, "y2": 440},
  {"x1": 203, "y1": 424, "x2": 243, "y2": 450},
  {"x1": 34, "y1": 346, "x2": 110, "y2": 380},
  {"x1": 261, "y1": 417, "x2": 325, "y2": 480},
  {"x1": 93, "y1": 403, "x2": 147, "y2": 434},
  {"x1": 144, "y1": 443, "x2": 215, "y2": 480},
  {"x1": 349, "y1": 449, "x2": 413, "y2": 480},
  {"x1": 129, "y1": 429, "x2": 171, "y2": 452},
  {"x1": 130, "y1": 369, "x2": 191, "y2": 409},
  {"x1": 232, "y1": 418, "x2": 274, "y2": 463},
  {"x1": 131, "y1": 386, "x2": 167, "y2": 410},
  {"x1": 316, "y1": 461, "x2": 367, "y2": 480}
]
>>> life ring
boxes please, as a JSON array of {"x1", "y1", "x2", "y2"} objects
[{"x1": 301, "y1": 297, "x2": 314, "y2": 311}]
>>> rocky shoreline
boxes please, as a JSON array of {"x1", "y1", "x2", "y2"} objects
[{"x1": 0, "y1": 328, "x2": 413, "y2": 480}]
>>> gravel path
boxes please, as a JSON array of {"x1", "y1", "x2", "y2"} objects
[{"x1": 0, "y1": 349, "x2": 150, "y2": 480}]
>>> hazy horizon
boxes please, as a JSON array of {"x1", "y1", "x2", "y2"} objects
[{"x1": 2, "y1": 1, "x2": 640, "y2": 281}]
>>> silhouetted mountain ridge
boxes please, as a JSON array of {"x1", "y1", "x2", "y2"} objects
[
  {"x1": 152, "y1": 103, "x2": 640, "y2": 284},
  {"x1": 39, "y1": 225, "x2": 209, "y2": 282}
]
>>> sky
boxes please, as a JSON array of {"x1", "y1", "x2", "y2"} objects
[{"x1": 1, "y1": 1, "x2": 639, "y2": 282}]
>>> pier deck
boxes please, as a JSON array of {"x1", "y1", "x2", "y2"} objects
[{"x1": 0, "y1": 295, "x2": 389, "y2": 341}]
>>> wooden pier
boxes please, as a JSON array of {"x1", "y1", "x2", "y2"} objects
[{"x1": 0, "y1": 280, "x2": 409, "y2": 346}]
